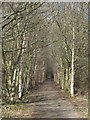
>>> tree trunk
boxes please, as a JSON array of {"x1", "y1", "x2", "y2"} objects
[
  {"x1": 10, "y1": 69, "x2": 17, "y2": 103},
  {"x1": 65, "y1": 67, "x2": 69, "y2": 90},
  {"x1": 61, "y1": 69, "x2": 64, "y2": 89},
  {"x1": 54, "y1": 71, "x2": 59, "y2": 84},
  {"x1": 18, "y1": 71, "x2": 22, "y2": 99},
  {"x1": 26, "y1": 68, "x2": 31, "y2": 90},
  {"x1": 71, "y1": 27, "x2": 75, "y2": 96},
  {"x1": 18, "y1": 37, "x2": 25, "y2": 99},
  {"x1": 18, "y1": 63, "x2": 22, "y2": 100},
  {"x1": 42, "y1": 71, "x2": 45, "y2": 83}
]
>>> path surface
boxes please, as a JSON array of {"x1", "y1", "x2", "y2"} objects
[
  {"x1": 22, "y1": 80, "x2": 83, "y2": 118},
  {"x1": 2, "y1": 80, "x2": 85, "y2": 118}
]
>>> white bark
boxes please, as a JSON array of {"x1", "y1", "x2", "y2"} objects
[
  {"x1": 61, "y1": 69, "x2": 64, "y2": 89},
  {"x1": 65, "y1": 67, "x2": 68, "y2": 89},
  {"x1": 62, "y1": 71, "x2": 64, "y2": 89},
  {"x1": 18, "y1": 70, "x2": 22, "y2": 99},
  {"x1": 13, "y1": 69, "x2": 17, "y2": 81},
  {"x1": 42, "y1": 72, "x2": 45, "y2": 82},
  {"x1": 11, "y1": 69, "x2": 17, "y2": 102},
  {"x1": 18, "y1": 39, "x2": 25, "y2": 99},
  {"x1": 60, "y1": 60, "x2": 64, "y2": 89},
  {"x1": 34, "y1": 64, "x2": 37, "y2": 82},
  {"x1": 71, "y1": 27, "x2": 75, "y2": 96}
]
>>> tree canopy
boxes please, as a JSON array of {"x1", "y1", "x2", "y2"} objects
[{"x1": 1, "y1": 2, "x2": 88, "y2": 104}]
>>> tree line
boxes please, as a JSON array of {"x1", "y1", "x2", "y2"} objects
[{"x1": 1, "y1": 2, "x2": 88, "y2": 104}]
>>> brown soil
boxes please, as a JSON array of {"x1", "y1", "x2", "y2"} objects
[{"x1": 2, "y1": 80, "x2": 88, "y2": 118}]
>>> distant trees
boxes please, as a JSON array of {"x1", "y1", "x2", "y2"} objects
[
  {"x1": 49, "y1": 2, "x2": 88, "y2": 96},
  {"x1": 2, "y1": 2, "x2": 88, "y2": 104}
]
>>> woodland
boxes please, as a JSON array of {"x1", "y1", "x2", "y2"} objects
[{"x1": 1, "y1": 2, "x2": 88, "y2": 118}]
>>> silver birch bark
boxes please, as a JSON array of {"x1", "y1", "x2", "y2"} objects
[
  {"x1": 62, "y1": 69, "x2": 64, "y2": 89},
  {"x1": 65, "y1": 67, "x2": 68, "y2": 90},
  {"x1": 71, "y1": 27, "x2": 75, "y2": 96},
  {"x1": 18, "y1": 39, "x2": 25, "y2": 99},
  {"x1": 18, "y1": 62, "x2": 22, "y2": 99},
  {"x1": 10, "y1": 69, "x2": 17, "y2": 103}
]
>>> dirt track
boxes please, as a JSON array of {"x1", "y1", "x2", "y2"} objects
[
  {"x1": 29, "y1": 80, "x2": 84, "y2": 118},
  {"x1": 2, "y1": 80, "x2": 87, "y2": 118}
]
